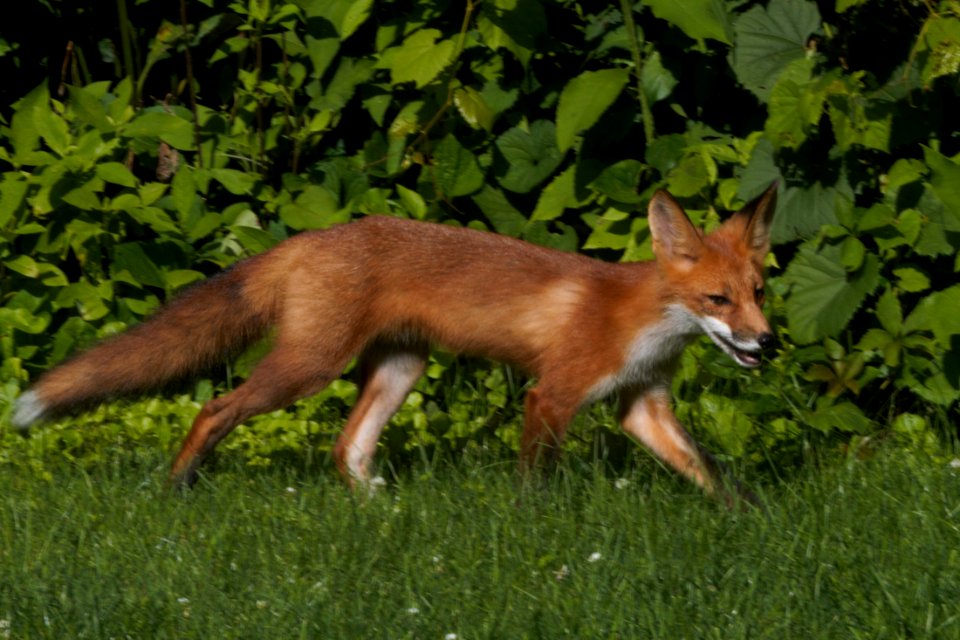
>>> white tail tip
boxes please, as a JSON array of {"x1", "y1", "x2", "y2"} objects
[{"x1": 11, "y1": 391, "x2": 46, "y2": 431}]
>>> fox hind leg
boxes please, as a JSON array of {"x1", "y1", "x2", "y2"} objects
[
  {"x1": 332, "y1": 344, "x2": 428, "y2": 487},
  {"x1": 168, "y1": 343, "x2": 352, "y2": 487}
]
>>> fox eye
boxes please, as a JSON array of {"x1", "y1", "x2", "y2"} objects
[
  {"x1": 754, "y1": 287, "x2": 765, "y2": 303},
  {"x1": 707, "y1": 294, "x2": 730, "y2": 306}
]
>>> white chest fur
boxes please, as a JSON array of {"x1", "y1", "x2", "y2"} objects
[{"x1": 586, "y1": 304, "x2": 700, "y2": 402}]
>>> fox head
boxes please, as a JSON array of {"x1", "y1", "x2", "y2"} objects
[{"x1": 648, "y1": 183, "x2": 779, "y2": 368}]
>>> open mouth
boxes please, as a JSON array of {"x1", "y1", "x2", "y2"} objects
[{"x1": 710, "y1": 332, "x2": 762, "y2": 368}]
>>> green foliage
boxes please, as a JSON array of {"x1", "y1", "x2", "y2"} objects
[{"x1": 1, "y1": 0, "x2": 959, "y2": 468}]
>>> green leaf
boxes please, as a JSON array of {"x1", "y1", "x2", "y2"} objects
[
  {"x1": 433, "y1": 134, "x2": 485, "y2": 198},
  {"x1": 34, "y1": 99, "x2": 70, "y2": 157},
  {"x1": 68, "y1": 84, "x2": 113, "y2": 132},
  {"x1": 737, "y1": 138, "x2": 781, "y2": 203},
  {"x1": 839, "y1": 236, "x2": 865, "y2": 271},
  {"x1": 10, "y1": 84, "x2": 46, "y2": 162},
  {"x1": 453, "y1": 87, "x2": 494, "y2": 132},
  {"x1": 666, "y1": 153, "x2": 713, "y2": 198},
  {"x1": 279, "y1": 185, "x2": 342, "y2": 230},
  {"x1": 108, "y1": 77, "x2": 135, "y2": 124},
  {"x1": 765, "y1": 58, "x2": 828, "y2": 150},
  {"x1": 112, "y1": 243, "x2": 166, "y2": 289},
  {"x1": 304, "y1": 37, "x2": 340, "y2": 80},
  {"x1": 139, "y1": 182, "x2": 168, "y2": 206},
  {"x1": 555, "y1": 68, "x2": 629, "y2": 152},
  {"x1": 340, "y1": 0, "x2": 373, "y2": 40},
  {"x1": 640, "y1": 50, "x2": 678, "y2": 105},
  {"x1": 384, "y1": 29, "x2": 455, "y2": 88},
  {"x1": 123, "y1": 111, "x2": 195, "y2": 150},
  {"x1": 171, "y1": 165, "x2": 196, "y2": 218},
  {"x1": 495, "y1": 120, "x2": 564, "y2": 193},
  {"x1": 522, "y1": 221, "x2": 579, "y2": 251},
  {"x1": 827, "y1": 89, "x2": 893, "y2": 153},
  {"x1": 784, "y1": 243, "x2": 881, "y2": 344},
  {"x1": 583, "y1": 208, "x2": 631, "y2": 251},
  {"x1": 209, "y1": 168, "x2": 258, "y2": 196},
  {"x1": 732, "y1": 0, "x2": 821, "y2": 101},
  {"x1": 902, "y1": 353, "x2": 960, "y2": 406},
  {"x1": 904, "y1": 285, "x2": 960, "y2": 344},
  {"x1": 0, "y1": 174, "x2": 28, "y2": 227},
  {"x1": 3, "y1": 255, "x2": 40, "y2": 278},
  {"x1": 472, "y1": 186, "x2": 527, "y2": 237},
  {"x1": 0, "y1": 291, "x2": 51, "y2": 334},
  {"x1": 893, "y1": 267, "x2": 930, "y2": 293},
  {"x1": 396, "y1": 184, "x2": 427, "y2": 220},
  {"x1": 589, "y1": 159, "x2": 644, "y2": 204},
  {"x1": 698, "y1": 393, "x2": 754, "y2": 456},
  {"x1": 165, "y1": 270, "x2": 205, "y2": 291},
  {"x1": 309, "y1": 58, "x2": 375, "y2": 111},
  {"x1": 643, "y1": 0, "x2": 732, "y2": 44},
  {"x1": 63, "y1": 179, "x2": 104, "y2": 211},
  {"x1": 54, "y1": 281, "x2": 112, "y2": 321},
  {"x1": 476, "y1": 0, "x2": 546, "y2": 67},
  {"x1": 922, "y1": 146, "x2": 960, "y2": 231},
  {"x1": 231, "y1": 225, "x2": 279, "y2": 254},
  {"x1": 875, "y1": 288, "x2": 902, "y2": 335},
  {"x1": 95, "y1": 162, "x2": 137, "y2": 188},
  {"x1": 532, "y1": 166, "x2": 583, "y2": 221},
  {"x1": 918, "y1": 14, "x2": 960, "y2": 87},
  {"x1": 772, "y1": 182, "x2": 843, "y2": 243},
  {"x1": 302, "y1": 0, "x2": 372, "y2": 41},
  {"x1": 124, "y1": 206, "x2": 179, "y2": 234},
  {"x1": 807, "y1": 401, "x2": 873, "y2": 434},
  {"x1": 836, "y1": 0, "x2": 869, "y2": 12},
  {"x1": 857, "y1": 328, "x2": 893, "y2": 352}
]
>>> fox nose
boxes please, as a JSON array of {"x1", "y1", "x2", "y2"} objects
[{"x1": 757, "y1": 332, "x2": 777, "y2": 352}]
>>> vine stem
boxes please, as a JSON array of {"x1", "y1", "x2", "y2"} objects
[
  {"x1": 619, "y1": 0, "x2": 655, "y2": 143},
  {"x1": 179, "y1": 0, "x2": 203, "y2": 167},
  {"x1": 405, "y1": 0, "x2": 477, "y2": 155}
]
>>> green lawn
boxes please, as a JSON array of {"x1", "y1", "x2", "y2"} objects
[{"x1": 1, "y1": 449, "x2": 959, "y2": 639}]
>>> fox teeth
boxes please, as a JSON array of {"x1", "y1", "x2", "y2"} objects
[{"x1": 711, "y1": 333, "x2": 762, "y2": 368}]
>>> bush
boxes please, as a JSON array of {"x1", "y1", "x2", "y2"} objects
[{"x1": 1, "y1": 0, "x2": 958, "y2": 468}]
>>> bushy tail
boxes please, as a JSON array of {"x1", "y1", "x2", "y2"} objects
[{"x1": 12, "y1": 259, "x2": 278, "y2": 429}]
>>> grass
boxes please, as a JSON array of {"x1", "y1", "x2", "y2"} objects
[{"x1": 1, "y1": 448, "x2": 959, "y2": 639}]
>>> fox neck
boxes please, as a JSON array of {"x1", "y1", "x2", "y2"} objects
[{"x1": 586, "y1": 302, "x2": 700, "y2": 402}]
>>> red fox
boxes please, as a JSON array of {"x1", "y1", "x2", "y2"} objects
[{"x1": 12, "y1": 184, "x2": 777, "y2": 504}]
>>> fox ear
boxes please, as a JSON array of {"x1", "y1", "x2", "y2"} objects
[
  {"x1": 648, "y1": 189, "x2": 703, "y2": 268},
  {"x1": 726, "y1": 181, "x2": 778, "y2": 263}
]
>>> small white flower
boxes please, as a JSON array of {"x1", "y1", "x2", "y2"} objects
[
  {"x1": 286, "y1": 486, "x2": 297, "y2": 494},
  {"x1": 445, "y1": 634, "x2": 458, "y2": 640},
  {"x1": 588, "y1": 552, "x2": 602, "y2": 563},
  {"x1": 0, "y1": 619, "x2": 10, "y2": 640},
  {"x1": 177, "y1": 597, "x2": 190, "y2": 605},
  {"x1": 432, "y1": 555, "x2": 442, "y2": 564},
  {"x1": 256, "y1": 600, "x2": 268, "y2": 609},
  {"x1": 406, "y1": 607, "x2": 420, "y2": 615},
  {"x1": 614, "y1": 478, "x2": 630, "y2": 490},
  {"x1": 553, "y1": 564, "x2": 570, "y2": 581},
  {"x1": 949, "y1": 458, "x2": 960, "y2": 469}
]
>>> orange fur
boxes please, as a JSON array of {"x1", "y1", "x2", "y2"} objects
[{"x1": 14, "y1": 185, "x2": 778, "y2": 504}]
